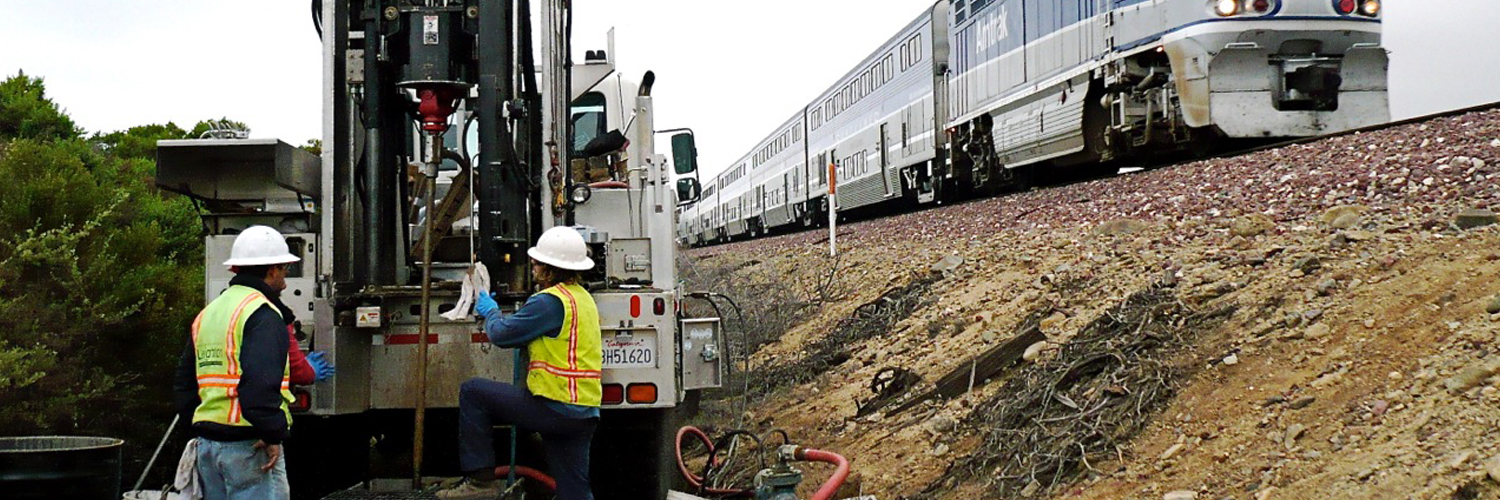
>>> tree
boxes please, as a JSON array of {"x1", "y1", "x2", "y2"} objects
[
  {"x1": 0, "y1": 72, "x2": 82, "y2": 142},
  {"x1": 0, "y1": 74, "x2": 205, "y2": 463}
]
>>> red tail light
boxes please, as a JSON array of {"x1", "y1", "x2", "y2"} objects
[
  {"x1": 290, "y1": 389, "x2": 312, "y2": 413},
  {"x1": 630, "y1": 295, "x2": 641, "y2": 318},
  {"x1": 1253, "y1": 0, "x2": 1270, "y2": 12},
  {"x1": 653, "y1": 298, "x2": 666, "y2": 316},
  {"x1": 602, "y1": 384, "x2": 625, "y2": 405},
  {"x1": 1335, "y1": 0, "x2": 1355, "y2": 14}
]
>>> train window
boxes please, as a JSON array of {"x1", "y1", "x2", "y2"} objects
[{"x1": 570, "y1": 92, "x2": 608, "y2": 156}]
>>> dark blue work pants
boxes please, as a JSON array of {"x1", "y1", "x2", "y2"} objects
[{"x1": 457, "y1": 377, "x2": 597, "y2": 500}]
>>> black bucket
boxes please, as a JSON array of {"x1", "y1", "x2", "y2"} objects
[{"x1": 0, "y1": 436, "x2": 124, "y2": 500}]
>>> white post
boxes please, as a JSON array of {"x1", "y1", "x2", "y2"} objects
[{"x1": 828, "y1": 161, "x2": 837, "y2": 257}]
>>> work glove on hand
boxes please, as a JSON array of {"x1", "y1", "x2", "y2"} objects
[
  {"x1": 307, "y1": 351, "x2": 336, "y2": 381},
  {"x1": 474, "y1": 291, "x2": 498, "y2": 319}
]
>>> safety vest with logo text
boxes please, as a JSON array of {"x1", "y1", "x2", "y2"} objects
[
  {"x1": 191, "y1": 285, "x2": 293, "y2": 427},
  {"x1": 529, "y1": 283, "x2": 603, "y2": 407}
]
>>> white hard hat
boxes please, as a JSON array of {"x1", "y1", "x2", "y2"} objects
[
  {"x1": 527, "y1": 226, "x2": 594, "y2": 271},
  {"x1": 223, "y1": 225, "x2": 301, "y2": 267}
]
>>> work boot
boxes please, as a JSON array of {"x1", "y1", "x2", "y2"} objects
[{"x1": 435, "y1": 478, "x2": 501, "y2": 500}]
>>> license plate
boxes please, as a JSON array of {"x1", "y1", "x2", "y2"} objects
[{"x1": 602, "y1": 334, "x2": 655, "y2": 368}]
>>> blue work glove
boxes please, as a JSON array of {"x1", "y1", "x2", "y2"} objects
[
  {"x1": 307, "y1": 351, "x2": 336, "y2": 381},
  {"x1": 474, "y1": 291, "x2": 498, "y2": 319}
]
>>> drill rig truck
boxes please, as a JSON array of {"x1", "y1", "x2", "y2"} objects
[{"x1": 154, "y1": 1, "x2": 718, "y2": 498}]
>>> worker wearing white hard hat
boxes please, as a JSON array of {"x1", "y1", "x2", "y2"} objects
[
  {"x1": 441, "y1": 226, "x2": 601, "y2": 500},
  {"x1": 174, "y1": 225, "x2": 310, "y2": 500}
]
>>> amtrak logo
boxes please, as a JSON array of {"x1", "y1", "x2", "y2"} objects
[{"x1": 974, "y1": 7, "x2": 1010, "y2": 53}]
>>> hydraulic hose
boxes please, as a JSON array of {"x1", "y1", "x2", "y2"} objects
[
  {"x1": 494, "y1": 465, "x2": 556, "y2": 492},
  {"x1": 794, "y1": 447, "x2": 851, "y2": 500}
]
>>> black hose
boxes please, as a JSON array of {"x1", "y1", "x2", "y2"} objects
[
  {"x1": 697, "y1": 429, "x2": 766, "y2": 495},
  {"x1": 310, "y1": 0, "x2": 323, "y2": 40}
]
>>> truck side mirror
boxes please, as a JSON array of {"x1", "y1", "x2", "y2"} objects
[
  {"x1": 676, "y1": 178, "x2": 701, "y2": 204},
  {"x1": 671, "y1": 133, "x2": 698, "y2": 175}
]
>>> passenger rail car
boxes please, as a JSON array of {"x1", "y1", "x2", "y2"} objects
[{"x1": 678, "y1": 0, "x2": 1388, "y2": 246}]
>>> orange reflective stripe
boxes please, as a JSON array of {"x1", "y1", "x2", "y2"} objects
[
  {"x1": 528, "y1": 361, "x2": 601, "y2": 379},
  {"x1": 223, "y1": 293, "x2": 264, "y2": 377},
  {"x1": 552, "y1": 284, "x2": 582, "y2": 402},
  {"x1": 190, "y1": 311, "x2": 205, "y2": 344}
]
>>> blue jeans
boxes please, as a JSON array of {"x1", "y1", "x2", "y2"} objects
[
  {"x1": 196, "y1": 438, "x2": 289, "y2": 500},
  {"x1": 458, "y1": 378, "x2": 598, "y2": 500}
]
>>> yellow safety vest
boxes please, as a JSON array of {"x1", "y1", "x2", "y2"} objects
[
  {"x1": 528, "y1": 283, "x2": 603, "y2": 407},
  {"x1": 191, "y1": 285, "x2": 293, "y2": 427}
]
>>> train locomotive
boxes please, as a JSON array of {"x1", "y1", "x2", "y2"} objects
[{"x1": 680, "y1": 0, "x2": 1388, "y2": 246}]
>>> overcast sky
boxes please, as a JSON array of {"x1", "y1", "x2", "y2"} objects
[{"x1": 2, "y1": 0, "x2": 1496, "y2": 179}]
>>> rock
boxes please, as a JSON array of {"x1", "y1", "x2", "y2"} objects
[
  {"x1": 1364, "y1": 318, "x2": 1377, "y2": 329},
  {"x1": 1263, "y1": 395, "x2": 1287, "y2": 406},
  {"x1": 1160, "y1": 442, "x2": 1186, "y2": 461},
  {"x1": 1039, "y1": 312, "x2": 1068, "y2": 333},
  {"x1": 1255, "y1": 487, "x2": 1277, "y2": 500},
  {"x1": 1320, "y1": 205, "x2": 1369, "y2": 229},
  {"x1": 1305, "y1": 323, "x2": 1331, "y2": 339},
  {"x1": 1290, "y1": 396, "x2": 1317, "y2": 409},
  {"x1": 1372, "y1": 400, "x2": 1390, "y2": 416},
  {"x1": 1488, "y1": 455, "x2": 1500, "y2": 484},
  {"x1": 1292, "y1": 255, "x2": 1322, "y2": 274},
  {"x1": 1223, "y1": 353, "x2": 1240, "y2": 366},
  {"x1": 1445, "y1": 360, "x2": 1500, "y2": 392},
  {"x1": 1316, "y1": 279, "x2": 1338, "y2": 296},
  {"x1": 930, "y1": 442, "x2": 949, "y2": 457},
  {"x1": 1302, "y1": 309, "x2": 1324, "y2": 321},
  {"x1": 1455, "y1": 208, "x2": 1498, "y2": 230},
  {"x1": 1329, "y1": 212, "x2": 1363, "y2": 230},
  {"x1": 1343, "y1": 230, "x2": 1376, "y2": 242},
  {"x1": 1163, "y1": 491, "x2": 1199, "y2": 500},
  {"x1": 1095, "y1": 218, "x2": 1154, "y2": 236},
  {"x1": 930, "y1": 255, "x2": 965, "y2": 274},
  {"x1": 1019, "y1": 479, "x2": 1042, "y2": 497},
  {"x1": 1023, "y1": 341, "x2": 1049, "y2": 362},
  {"x1": 1231, "y1": 214, "x2": 1276, "y2": 237},
  {"x1": 1486, "y1": 295, "x2": 1500, "y2": 315},
  {"x1": 1447, "y1": 450, "x2": 1473, "y2": 471},
  {"x1": 1311, "y1": 367, "x2": 1346, "y2": 388},
  {"x1": 928, "y1": 415, "x2": 957, "y2": 433}
]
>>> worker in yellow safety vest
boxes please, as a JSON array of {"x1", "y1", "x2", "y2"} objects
[
  {"x1": 173, "y1": 225, "x2": 301, "y2": 500},
  {"x1": 439, "y1": 226, "x2": 602, "y2": 500}
]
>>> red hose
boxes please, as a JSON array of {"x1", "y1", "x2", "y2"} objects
[
  {"x1": 494, "y1": 465, "x2": 557, "y2": 491},
  {"x1": 795, "y1": 448, "x2": 851, "y2": 500},
  {"x1": 589, "y1": 181, "x2": 630, "y2": 189},
  {"x1": 674, "y1": 426, "x2": 751, "y2": 496}
]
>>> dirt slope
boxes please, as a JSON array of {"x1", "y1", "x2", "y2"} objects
[{"x1": 682, "y1": 108, "x2": 1500, "y2": 500}]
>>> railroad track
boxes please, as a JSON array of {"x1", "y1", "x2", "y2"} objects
[{"x1": 690, "y1": 100, "x2": 1500, "y2": 251}]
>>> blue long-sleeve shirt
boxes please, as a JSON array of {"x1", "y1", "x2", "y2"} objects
[{"x1": 483, "y1": 293, "x2": 600, "y2": 419}]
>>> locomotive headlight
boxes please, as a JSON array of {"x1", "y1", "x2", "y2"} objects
[
  {"x1": 1215, "y1": 0, "x2": 1240, "y2": 16},
  {"x1": 1359, "y1": 0, "x2": 1380, "y2": 15}
]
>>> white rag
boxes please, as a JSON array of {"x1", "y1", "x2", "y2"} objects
[
  {"x1": 440, "y1": 262, "x2": 492, "y2": 321},
  {"x1": 173, "y1": 438, "x2": 202, "y2": 500}
]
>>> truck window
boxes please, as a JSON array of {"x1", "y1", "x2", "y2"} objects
[{"x1": 571, "y1": 92, "x2": 608, "y2": 155}]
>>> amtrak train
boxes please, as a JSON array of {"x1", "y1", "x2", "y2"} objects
[{"x1": 680, "y1": 0, "x2": 1388, "y2": 246}]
